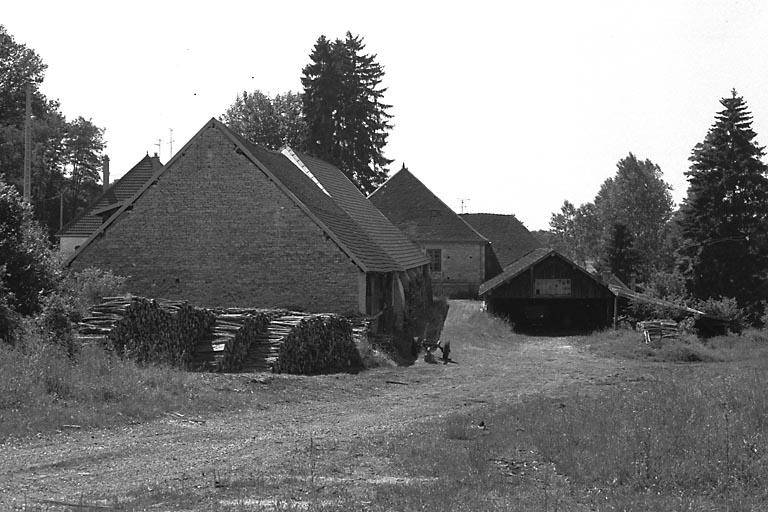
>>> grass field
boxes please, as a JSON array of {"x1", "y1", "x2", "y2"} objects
[{"x1": 3, "y1": 302, "x2": 768, "y2": 511}]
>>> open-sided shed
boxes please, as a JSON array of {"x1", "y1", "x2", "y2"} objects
[{"x1": 479, "y1": 248, "x2": 614, "y2": 330}]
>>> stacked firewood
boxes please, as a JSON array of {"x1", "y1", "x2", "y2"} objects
[
  {"x1": 192, "y1": 309, "x2": 286, "y2": 372},
  {"x1": 638, "y1": 320, "x2": 679, "y2": 344},
  {"x1": 106, "y1": 297, "x2": 215, "y2": 367},
  {"x1": 75, "y1": 296, "x2": 132, "y2": 344},
  {"x1": 272, "y1": 314, "x2": 361, "y2": 375}
]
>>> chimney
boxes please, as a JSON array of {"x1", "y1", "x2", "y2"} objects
[{"x1": 102, "y1": 155, "x2": 110, "y2": 191}]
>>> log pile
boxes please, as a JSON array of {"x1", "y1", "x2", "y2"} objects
[
  {"x1": 638, "y1": 320, "x2": 679, "y2": 344},
  {"x1": 192, "y1": 309, "x2": 285, "y2": 372},
  {"x1": 107, "y1": 297, "x2": 215, "y2": 367},
  {"x1": 272, "y1": 314, "x2": 361, "y2": 375},
  {"x1": 76, "y1": 297, "x2": 365, "y2": 375}
]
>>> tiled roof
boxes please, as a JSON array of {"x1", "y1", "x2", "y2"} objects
[
  {"x1": 67, "y1": 119, "x2": 427, "y2": 273},
  {"x1": 295, "y1": 154, "x2": 430, "y2": 270},
  {"x1": 368, "y1": 168, "x2": 487, "y2": 243},
  {"x1": 460, "y1": 213, "x2": 543, "y2": 268},
  {"x1": 232, "y1": 136, "x2": 404, "y2": 272},
  {"x1": 58, "y1": 154, "x2": 162, "y2": 237},
  {"x1": 479, "y1": 248, "x2": 609, "y2": 296}
]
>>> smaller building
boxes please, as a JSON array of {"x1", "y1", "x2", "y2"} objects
[
  {"x1": 460, "y1": 213, "x2": 543, "y2": 269},
  {"x1": 57, "y1": 154, "x2": 163, "y2": 256},
  {"x1": 480, "y1": 248, "x2": 615, "y2": 330},
  {"x1": 369, "y1": 167, "x2": 492, "y2": 297}
]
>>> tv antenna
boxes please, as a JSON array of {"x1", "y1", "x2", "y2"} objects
[
  {"x1": 458, "y1": 198, "x2": 471, "y2": 214},
  {"x1": 168, "y1": 128, "x2": 175, "y2": 158},
  {"x1": 155, "y1": 138, "x2": 163, "y2": 157}
]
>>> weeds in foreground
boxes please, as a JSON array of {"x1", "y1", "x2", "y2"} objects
[
  {"x1": 0, "y1": 330, "x2": 222, "y2": 440},
  {"x1": 578, "y1": 327, "x2": 768, "y2": 362}
]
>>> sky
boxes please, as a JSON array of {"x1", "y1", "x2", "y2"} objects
[{"x1": 4, "y1": 0, "x2": 768, "y2": 230}]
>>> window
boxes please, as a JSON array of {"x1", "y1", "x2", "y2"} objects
[{"x1": 427, "y1": 248, "x2": 442, "y2": 272}]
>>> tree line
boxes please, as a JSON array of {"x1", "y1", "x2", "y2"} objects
[
  {"x1": 0, "y1": 25, "x2": 106, "y2": 237},
  {"x1": 221, "y1": 32, "x2": 392, "y2": 195},
  {"x1": 543, "y1": 90, "x2": 768, "y2": 324}
]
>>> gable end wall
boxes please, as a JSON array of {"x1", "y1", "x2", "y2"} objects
[{"x1": 72, "y1": 126, "x2": 361, "y2": 312}]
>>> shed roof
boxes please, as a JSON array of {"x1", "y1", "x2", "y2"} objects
[
  {"x1": 368, "y1": 168, "x2": 487, "y2": 243},
  {"x1": 479, "y1": 248, "x2": 609, "y2": 296},
  {"x1": 58, "y1": 154, "x2": 163, "y2": 237},
  {"x1": 460, "y1": 213, "x2": 543, "y2": 268},
  {"x1": 66, "y1": 119, "x2": 427, "y2": 273}
]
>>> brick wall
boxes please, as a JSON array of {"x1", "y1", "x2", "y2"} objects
[{"x1": 73, "y1": 124, "x2": 362, "y2": 312}]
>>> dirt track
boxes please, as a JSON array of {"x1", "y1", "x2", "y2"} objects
[{"x1": 0, "y1": 301, "x2": 640, "y2": 509}]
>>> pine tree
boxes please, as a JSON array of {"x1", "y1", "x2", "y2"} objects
[
  {"x1": 301, "y1": 33, "x2": 392, "y2": 194},
  {"x1": 678, "y1": 90, "x2": 768, "y2": 320},
  {"x1": 602, "y1": 223, "x2": 639, "y2": 285}
]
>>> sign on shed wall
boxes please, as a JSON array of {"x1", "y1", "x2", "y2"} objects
[{"x1": 534, "y1": 278, "x2": 571, "y2": 296}]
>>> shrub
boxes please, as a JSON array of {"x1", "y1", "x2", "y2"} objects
[
  {"x1": 0, "y1": 179, "x2": 58, "y2": 316},
  {"x1": 63, "y1": 267, "x2": 127, "y2": 315},
  {"x1": 696, "y1": 296, "x2": 744, "y2": 334}
]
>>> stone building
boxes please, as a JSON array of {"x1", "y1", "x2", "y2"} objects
[
  {"x1": 369, "y1": 168, "x2": 496, "y2": 297},
  {"x1": 66, "y1": 119, "x2": 429, "y2": 318}
]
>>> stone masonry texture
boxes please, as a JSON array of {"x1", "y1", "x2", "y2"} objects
[{"x1": 73, "y1": 125, "x2": 361, "y2": 312}]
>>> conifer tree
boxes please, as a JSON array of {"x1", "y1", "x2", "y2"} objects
[
  {"x1": 602, "y1": 223, "x2": 639, "y2": 285},
  {"x1": 301, "y1": 33, "x2": 392, "y2": 194},
  {"x1": 678, "y1": 90, "x2": 768, "y2": 320}
]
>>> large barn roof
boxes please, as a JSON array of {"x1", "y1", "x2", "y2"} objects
[
  {"x1": 368, "y1": 168, "x2": 487, "y2": 243},
  {"x1": 460, "y1": 213, "x2": 543, "y2": 268},
  {"x1": 65, "y1": 119, "x2": 427, "y2": 273},
  {"x1": 58, "y1": 154, "x2": 162, "y2": 237}
]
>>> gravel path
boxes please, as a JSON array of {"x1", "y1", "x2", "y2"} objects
[{"x1": 0, "y1": 301, "x2": 638, "y2": 509}]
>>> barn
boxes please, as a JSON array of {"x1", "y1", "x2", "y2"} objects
[
  {"x1": 65, "y1": 118, "x2": 430, "y2": 326},
  {"x1": 479, "y1": 248, "x2": 615, "y2": 330},
  {"x1": 369, "y1": 167, "x2": 494, "y2": 297}
]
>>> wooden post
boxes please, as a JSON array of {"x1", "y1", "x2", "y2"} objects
[
  {"x1": 59, "y1": 193, "x2": 64, "y2": 230},
  {"x1": 613, "y1": 295, "x2": 618, "y2": 329}
]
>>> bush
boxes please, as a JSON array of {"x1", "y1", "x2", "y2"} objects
[
  {"x1": 696, "y1": 296, "x2": 744, "y2": 334},
  {"x1": 63, "y1": 267, "x2": 127, "y2": 315},
  {"x1": 0, "y1": 179, "x2": 58, "y2": 316}
]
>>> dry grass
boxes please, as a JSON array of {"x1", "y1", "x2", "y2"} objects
[
  {"x1": 0, "y1": 332, "x2": 232, "y2": 440},
  {"x1": 575, "y1": 327, "x2": 768, "y2": 363}
]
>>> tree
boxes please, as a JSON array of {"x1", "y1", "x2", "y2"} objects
[
  {"x1": 221, "y1": 90, "x2": 307, "y2": 151},
  {"x1": 549, "y1": 200, "x2": 601, "y2": 267},
  {"x1": 594, "y1": 153, "x2": 674, "y2": 278},
  {"x1": 0, "y1": 25, "x2": 105, "y2": 237},
  {"x1": 602, "y1": 223, "x2": 639, "y2": 284},
  {"x1": 0, "y1": 176, "x2": 57, "y2": 316},
  {"x1": 302, "y1": 33, "x2": 393, "y2": 194},
  {"x1": 678, "y1": 90, "x2": 768, "y2": 321}
]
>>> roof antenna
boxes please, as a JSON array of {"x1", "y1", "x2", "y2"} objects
[
  {"x1": 155, "y1": 138, "x2": 162, "y2": 158},
  {"x1": 169, "y1": 128, "x2": 174, "y2": 158},
  {"x1": 458, "y1": 198, "x2": 471, "y2": 214}
]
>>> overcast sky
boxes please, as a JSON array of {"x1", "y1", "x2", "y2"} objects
[{"x1": 5, "y1": 1, "x2": 768, "y2": 230}]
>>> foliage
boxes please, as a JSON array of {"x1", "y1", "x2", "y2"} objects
[
  {"x1": 548, "y1": 200, "x2": 600, "y2": 266},
  {"x1": 594, "y1": 153, "x2": 674, "y2": 275},
  {"x1": 695, "y1": 296, "x2": 744, "y2": 333},
  {"x1": 678, "y1": 90, "x2": 768, "y2": 323},
  {"x1": 61, "y1": 267, "x2": 127, "y2": 316},
  {"x1": 0, "y1": 178, "x2": 58, "y2": 316},
  {"x1": 0, "y1": 25, "x2": 106, "y2": 237},
  {"x1": 221, "y1": 90, "x2": 307, "y2": 150},
  {"x1": 602, "y1": 223, "x2": 639, "y2": 284},
  {"x1": 302, "y1": 33, "x2": 393, "y2": 194}
]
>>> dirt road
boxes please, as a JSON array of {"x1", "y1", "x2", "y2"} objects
[{"x1": 0, "y1": 301, "x2": 640, "y2": 509}]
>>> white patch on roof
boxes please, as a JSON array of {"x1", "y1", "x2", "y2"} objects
[{"x1": 280, "y1": 146, "x2": 331, "y2": 197}]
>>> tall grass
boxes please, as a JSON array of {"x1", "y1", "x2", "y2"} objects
[{"x1": 0, "y1": 330, "x2": 204, "y2": 440}]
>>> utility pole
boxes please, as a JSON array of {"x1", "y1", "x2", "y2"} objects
[
  {"x1": 59, "y1": 193, "x2": 64, "y2": 231},
  {"x1": 169, "y1": 128, "x2": 174, "y2": 159},
  {"x1": 23, "y1": 83, "x2": 32, "y2": 203}
]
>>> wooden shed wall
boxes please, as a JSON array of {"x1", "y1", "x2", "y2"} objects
[{"x1": 489, "y1": 255, "x2": 612, "y2": 299}]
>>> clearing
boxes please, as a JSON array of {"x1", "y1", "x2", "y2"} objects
[{"x1": 1, "y1": 300, "x2": 654, "y2": 510}]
